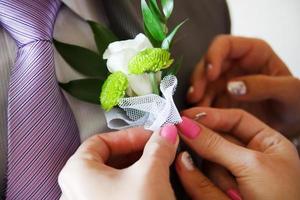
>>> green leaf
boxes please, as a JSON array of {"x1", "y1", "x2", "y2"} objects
[
  {"x1": 143, "y1": 23, "x2": 161, "y2": 47},
  {"x1": 87, "y1": 20, "x2": 118, "y2": 56},
  {"x1": 161, "y1": 0, "x2": 174, "y2": 19},
  {"x1": 162, "y1": 19, "x2": 187, "y2": 50},
  {"x1": 149, "y1": 0, "x2": 165, "y2": 22},
  {"x1": 60, "y1": 79, "x2": 104, "y2": 104},
  {"x1": 54, "y1": 39, "x2": 108, "y2": 78},
  {"x1": 162, "y1": 57, "x2": 183, "y2": 77},
  {"x1": 141, "y1": 0, "x2": 166, "y2": 41}
]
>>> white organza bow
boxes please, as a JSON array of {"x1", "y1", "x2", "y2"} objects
[{"x1": 105, "y1": 75, "x2": 182, "y2": 131}]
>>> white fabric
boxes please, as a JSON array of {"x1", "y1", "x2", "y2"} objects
[{"x1": 105, "y1": 75, "x2": 182, "y2": 131}]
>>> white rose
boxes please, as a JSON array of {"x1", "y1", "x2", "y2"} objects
[{"x1": 103, "y1": 34, "x2": 155, "y2": 96}]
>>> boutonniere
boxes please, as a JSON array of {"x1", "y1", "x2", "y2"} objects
[{"x1": 55, "y1": 0, "x2": 186, "y2": 131}]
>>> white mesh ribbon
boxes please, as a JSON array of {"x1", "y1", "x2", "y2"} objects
[{"x1": 105, "y1": 75, "x2": 182, "y2": 131}]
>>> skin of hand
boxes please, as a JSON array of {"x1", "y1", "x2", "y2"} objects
[
  {"x1": 186, "y1": 35, "x2": 300, "y2": 137},
  {"x1": 176, "y1": 107, "x2": 300, "y2": 200},
  {"x1": 58, "y1": 126, "x2": 179, "y2": 200},
  {"x1": 201, "y1": 134, "x2": 245, "y2": 199}
]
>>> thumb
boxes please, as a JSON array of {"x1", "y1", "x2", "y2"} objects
[
  {"x1": 139, "y1": 124, "x2": 179, "y2": 171},
  {"x1": 227, "y1": 75, "x2": 300, "y2": 102}
]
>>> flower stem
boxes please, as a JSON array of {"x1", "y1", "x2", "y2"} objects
[{"x1": 149, "y1": 72, "x2": 159, "y2": 95}]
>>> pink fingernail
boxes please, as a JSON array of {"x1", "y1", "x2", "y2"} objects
[
  {"x1": 160, "y1": 124, "x2": 177, "y2": 144},
  {"x1": 227, "y1": 189, "x2": 242, "y2": 200},
  {"x1": 177, "y1": 117, "x2": 201, "y2": 139}
]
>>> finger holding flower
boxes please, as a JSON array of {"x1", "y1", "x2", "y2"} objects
[
  {"x1": 177, "y1": 107, "x2": 300, "y2": 200},
  {"x1": 58, "y1": 126, "x2": 179, "y2": 200},
  {"x1": 57, "y1": 1, "x2": 189, "y2": 197}
]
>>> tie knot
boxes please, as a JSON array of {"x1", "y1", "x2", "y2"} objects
[{"x1": 0, "y1": 0, "x2": 61, "y2": 46}]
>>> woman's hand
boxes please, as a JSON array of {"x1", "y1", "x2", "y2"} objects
[
  {"x1": 187, "y1": 35, "x2": 300, "y2": 137},
  {"x1": 177, "y1": 107, "x2": 300, "y2": 200},
  {"x1": 58, "y1": 126, "x2": 179, "y2": 200}
]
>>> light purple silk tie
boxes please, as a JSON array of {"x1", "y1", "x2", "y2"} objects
[{"x1": 0, "y1": 0, "x2": 81, "y2": 199}]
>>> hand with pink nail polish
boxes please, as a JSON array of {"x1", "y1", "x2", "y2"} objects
[
  {"x1": 187, "y1": 35, "x2": 300, "y2": 138},
  {"x1": 177, "y1": 108, "x2": 300, "y2": 200},
  {"x1": 58, "y1": 126, "x2": 179, "y2": 200}
]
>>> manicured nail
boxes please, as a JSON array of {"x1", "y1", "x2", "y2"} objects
[
  {"x1": 181, "y1": 151, "x2": 194, "y2": 171},
  {"x1": 206, "y1": 63, "x2": 213, "y2": 70},
  {"x1": 194, "y1": 112, "x2": 207, "y2": 121},
  {"x1": 160, "y1": 124, "x2": 177, "y2": 144},
  {"x1": 227, "y1": 189, "x2": 242, "y2": 200},
  {"x1": 188, "y1": 86, "x2": 194, "y2": 95},
  {"x1": 227, "y1": 81, "x2": 247, "y2": 96},
  {"x1": 177, "y1": 117, "x2": 201, "y2": 139}
]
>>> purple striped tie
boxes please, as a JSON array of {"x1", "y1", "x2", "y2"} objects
[{"x1": 0, "y1": 0, "x2": 81, "y2": 199}]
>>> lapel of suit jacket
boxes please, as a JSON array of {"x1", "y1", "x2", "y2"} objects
[
  {"x1": 102, "y1": 0, "x2": 142, "y2": 39},
  {"x1": 62, "y1": 0, "x2": 108, "y2": 23},
  {"x1": 61, "y1": 0, "x2": 142, "y2": 39}
]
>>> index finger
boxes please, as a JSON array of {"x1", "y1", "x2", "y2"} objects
[
  {"x1": 205, "y1": 35, "x2": 290, "y2": 81},
  {"x1": 182, "y1": 107, "x2": 293, "y2": 154},
  {"x1": 181, "y1": 107, "x2": 269, "y2": 144},
  {"x1": 75, "y1": 127, "x2": 151, "y2": 164}
]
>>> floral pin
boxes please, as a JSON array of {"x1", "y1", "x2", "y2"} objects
[{"x1": 55, "y1": 0, "x2": 186, "y2": 131}]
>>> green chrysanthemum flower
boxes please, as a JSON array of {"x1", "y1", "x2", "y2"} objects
[
  {"x1": 128, "y1": 48, "x2": 174, "y2": 74},
  {"x1": 100, "y1": 72, "x2": 128, "y2": 111}
]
